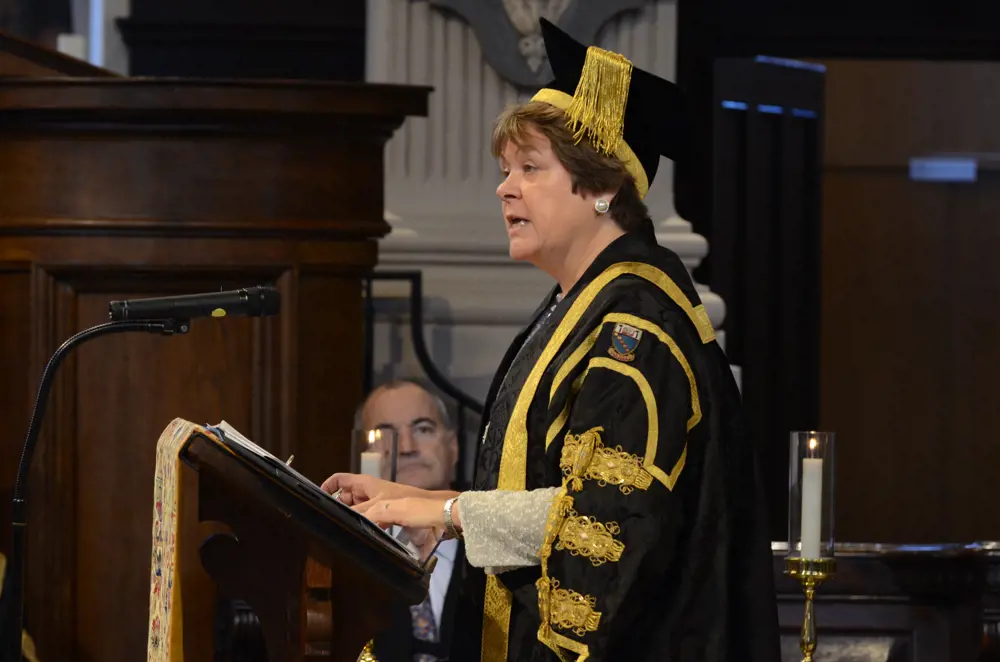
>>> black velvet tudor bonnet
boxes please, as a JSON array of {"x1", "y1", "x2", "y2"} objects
[{"x1": 532, "y1": 17, "x2": 688, "y2": 201}]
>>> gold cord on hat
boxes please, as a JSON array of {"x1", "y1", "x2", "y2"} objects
[{"x1": 565, "y1": 46, "x2": 633, "y2": 156}]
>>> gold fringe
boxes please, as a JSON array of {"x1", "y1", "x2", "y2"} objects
[
  {"x1": 565, "y1": 46, "x2": 633, "y2": 156},
  {"x1": 531, "y1": 88, "x2": 649, "y2": 198}
]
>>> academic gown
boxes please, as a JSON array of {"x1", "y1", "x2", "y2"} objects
[{"x1": 451, "y1": 229, "x2": 780, "y2": 662}]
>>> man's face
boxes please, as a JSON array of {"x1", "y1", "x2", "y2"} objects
[{"x1": 361, "y1": 383, "x2": 458, "y2": 490}]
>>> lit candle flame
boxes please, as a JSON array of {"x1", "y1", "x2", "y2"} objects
[{"x1": 808, "y1": 436, "x2": 817, "y2": 451}]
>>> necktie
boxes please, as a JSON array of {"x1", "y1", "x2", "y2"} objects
[{"x1": 410, "y1": 595, "x2": 438, "y2": 662}]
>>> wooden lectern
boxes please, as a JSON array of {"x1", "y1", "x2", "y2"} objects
[
  {"x1": 0, "y1": 29, "x2": 430, "y2": 662},
  {"x1": 174, "y1": 422, "x2": 428, "y2": 662}
]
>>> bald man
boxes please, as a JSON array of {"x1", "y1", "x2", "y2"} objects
[{"x1": 355, "y1": 380, "x2": 463, "y2": 662}]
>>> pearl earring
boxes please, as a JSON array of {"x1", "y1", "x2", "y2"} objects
[{"x1": 595, "y1": 198, "x2": 610, "y2": 214}]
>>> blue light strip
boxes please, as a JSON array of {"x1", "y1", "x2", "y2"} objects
[
  {"x1": 754, "y1": 55, "x2": 827, "y2": 72},
  {"x1": 722, "y1": 101, "x2": 820, "y2": 119}
]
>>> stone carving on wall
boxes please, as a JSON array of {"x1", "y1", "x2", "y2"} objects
[
  {"x1": 505, "y1": 0, "x2": 571, "y2": 74},
  {"x1": 427, "y1": 0, "x2": 648, "y2": 87}
]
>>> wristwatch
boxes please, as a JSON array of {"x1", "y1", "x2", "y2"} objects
[{"x1": 443, "y1": 496, "x2": 462, "y2": 540}]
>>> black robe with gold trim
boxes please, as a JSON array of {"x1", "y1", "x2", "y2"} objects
[{"x1": 452, "y1": 230, "x2": 780, "y2": 662}]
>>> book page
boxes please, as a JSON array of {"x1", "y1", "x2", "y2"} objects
[{"x1": 209, "y1": 421, "x2": 420, "y2": 562}]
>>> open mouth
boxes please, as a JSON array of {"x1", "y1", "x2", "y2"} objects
[{"x1": 506, "y1": 216, "x2": 530, "y2": 228}]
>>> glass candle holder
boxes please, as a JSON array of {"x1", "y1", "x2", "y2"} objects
[
  {"x1": 787, "y1": 431, "x2": 835, "y2": 560},
  {"x1": 350, "y1": 427, "x2": 398, "y2": 481}
]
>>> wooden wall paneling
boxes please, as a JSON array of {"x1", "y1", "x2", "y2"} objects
[
  {"x1": 944, "y1": 171, "x2": 1000, "y2": 541},
  {"x1": 0, "y1": 264, "x2": 29, "y2": 559},
  {"x1": 819, "y1": 171, "x2": 952, "y2": 543},
  {"x1": 294, "y1": 270, "x2": 366, "y2": 483},
  {"x1": 0, "y1": 241, "x2": 382, "y2": 660},
  {"x1": 821, "y1": 60, "x2": 1000, "y2": 169},
  {"x1": 817, "y1": 59, "x2": 1000, "y2": 544},
  {"x1": 24, "y1": 265, "x2": 76, "y2": 659},
  {"x1": 21, "y1": 264, "x2": 284, "y2": 661},
  {"x1": 0, "y1": 39, "x2": 429, "y2": 657}
]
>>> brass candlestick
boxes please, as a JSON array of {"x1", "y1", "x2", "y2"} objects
[
  {"x1": 786, "y1": 431, "x2": 836, "y2": 662},
  {"x1": 784, "y1": 557, "x2": 836, "y2": 662}
]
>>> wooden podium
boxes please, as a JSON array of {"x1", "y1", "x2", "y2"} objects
[
  {"x1": 0, "y1": 30, "x2": 430, "y2": 662},
  {"x1": 174, "y1": 422, "x2": 428, "y2": 662}
]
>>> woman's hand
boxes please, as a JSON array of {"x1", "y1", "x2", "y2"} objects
[
  {"x1": 320, "y1": 472, "x2": 424, "y2": 506},
  {"x1": 356, "y1": 496, "x2": 450, "y2": 531}
]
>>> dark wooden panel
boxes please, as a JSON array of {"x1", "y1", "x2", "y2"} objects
[
  {"x1": 819, "y1": 171, "x2": 952, "y2": 543},
  {"x1": 0, "y1": 246, "x2": 376, "y2": 661},
  {"x1": 0, "y1": 47, "x2": 428, "y2": 658},
  {"x1": 294, "y1": 271, "x2": 365, "y2": 485},
  {"x1": 73, "y1": 280, "x2": 264, "y2": 661},
  {"x1": 0, "y1": 129, "x2": 387, "y2": 227},
  {"x1": 816, "y1": 59, "x2": 1000, "y2": 545},
  {"x1": 0, "y1": 266, "x2": 29, "y2": 558},
  {"x1": 821, "y1": 60, "x2": 1000, "y2": 168},
  {"x1": 944, "y1": 173, "x2": 1000, "y2": 537}
]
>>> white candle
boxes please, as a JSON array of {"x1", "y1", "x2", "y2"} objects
[
  {"x1": 360, "y1": 451, "x2": 382, "y2": 478},
  {"x1": 800, "y1": 457, "x2": 823, "y2": 559}
]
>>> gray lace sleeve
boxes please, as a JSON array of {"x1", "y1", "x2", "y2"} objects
[{"x1": 457, "y1": 487, "x2": 560, "y2": 574}]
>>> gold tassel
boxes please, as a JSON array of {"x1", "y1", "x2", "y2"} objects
[{"x1": 565, "y1": 46, "x2": 633, "y2": 156}]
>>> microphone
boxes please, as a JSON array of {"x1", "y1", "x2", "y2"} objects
[{"x1": 108, "y1": 286, "x2": 280, "y2": 321}]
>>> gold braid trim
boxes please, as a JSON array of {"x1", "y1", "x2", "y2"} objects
[
  {"x1": 536, "y1": 427, "x2": 623, "y2": 659},
  {"x1": 356, "y1": 640, "x2": 377, "y2": 662},
  {"x1": 543, "y1": 578, "x2": 602, "y2": 637},
  {"x1": 537, "y1": 487, "x2": 597, "y2": 661},
  {"x1": 560, "y1": 427, "x2": 653, "y2": 494},
  {"x1": 565, "y1": 46, "x2": 633, "y2": 157},
  {"x1": 556, "y1": 510, "x2": 624, "y2": 567}
]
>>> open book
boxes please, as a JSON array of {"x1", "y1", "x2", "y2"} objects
[{"x1": 206, "y1": 420, "x2": 422, "y2": 564}]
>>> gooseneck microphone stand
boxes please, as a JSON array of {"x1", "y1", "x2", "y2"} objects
[{"x1": 1, "y1": 318, "x2": 190, "y2": 662}]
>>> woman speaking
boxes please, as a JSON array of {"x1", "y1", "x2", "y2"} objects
[{"x1": 324, "y1": 18, "x2": 780, "y2": 662}]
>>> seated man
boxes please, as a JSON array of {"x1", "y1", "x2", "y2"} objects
[{"x1": 356, "y1": 379, "x2": 463, "y2": 662}]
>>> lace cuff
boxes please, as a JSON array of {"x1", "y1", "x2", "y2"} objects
[{"x1": 458, "y1": 487, "x2": 560, "y2": 573}]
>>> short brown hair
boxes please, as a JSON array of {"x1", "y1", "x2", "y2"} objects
[{"x1": 491, "y1": 101, "x2": 650, "y2": 233}]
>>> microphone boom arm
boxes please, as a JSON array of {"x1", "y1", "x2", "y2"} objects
[{"x1": 1, "y1": 317, "x2": 190, "y2": 662}]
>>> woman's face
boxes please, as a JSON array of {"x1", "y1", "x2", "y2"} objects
[{"x1": 496, "y1": 127, "x2": 602, "y2": 269}]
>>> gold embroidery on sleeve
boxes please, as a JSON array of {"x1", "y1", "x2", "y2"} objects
[
  {"x1": 556, "y1": 510, "x2": 624, "y2": 566},
  {"x1": 536, "y1": 579, "x2": 591, "y2": 661},
  {"x1": 547, "y1": 578, "x2": 603, "y2": 636},
  {"x1": 560, "y1": 427, "x2": 654, "y2": 494},
  {"x1": 536, "y1": 449, "x2": 621, "y2": 657}
]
